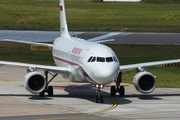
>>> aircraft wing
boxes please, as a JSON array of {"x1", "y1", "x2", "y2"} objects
[
  {"x1": 3, "y1": 39, "x2": 53, "y2": 47},
  {"x1": 0, "y1": 61, "x2": 68, "y2": 75},
  {"x1": 120, "y1": 59, "x2": 180, "y2": 72},
  {"x1": 1, "y1": 39, "x2": 67, "y2": 74}
]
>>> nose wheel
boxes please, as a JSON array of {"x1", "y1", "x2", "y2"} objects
[{"x1": 95, "y1": 84, "x2": 104, "y2": 103}]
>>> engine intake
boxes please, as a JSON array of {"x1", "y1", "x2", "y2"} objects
[
  {"x1": 24, "y1": 72, "x2": 46, "y2": 94},
  {"x1": 133, "y1": 72, "x2": 156, "y2": 94}
]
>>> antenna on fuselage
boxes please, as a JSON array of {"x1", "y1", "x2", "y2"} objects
[{"x1": 59, "y1": 0, "x2": 70, "y2": 38}]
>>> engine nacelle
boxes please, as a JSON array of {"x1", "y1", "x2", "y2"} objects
[
  {"x1": 133, "y1": 72, "x2": 156, "y2": 94},
  {"x1": 24, "y1": 72, "x2": 46, "y2": 94}
]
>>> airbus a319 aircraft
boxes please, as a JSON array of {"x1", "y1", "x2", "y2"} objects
[{"x1": 1, "y1": 0, "x2": 180, "y2": 103}]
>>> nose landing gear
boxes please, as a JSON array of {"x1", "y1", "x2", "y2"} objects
[{"x1": 95, "y1": 84, "x2": 104, "y2": 103}]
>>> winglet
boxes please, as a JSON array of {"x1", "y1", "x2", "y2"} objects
[{"x1": 60, "y1": 0, "x2": 70, "y2": 38}]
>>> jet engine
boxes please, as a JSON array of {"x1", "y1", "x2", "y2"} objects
[
  {"x1": 133, "y1": 72, "x2": 156, "y2": 94},
  {"x1": 24, "y1": 72, "x2": 46, "y2": 94}
]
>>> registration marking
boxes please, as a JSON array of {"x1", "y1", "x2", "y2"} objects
[{"x1": 31, "y1": 45, "x2": 52, "y2": 50}]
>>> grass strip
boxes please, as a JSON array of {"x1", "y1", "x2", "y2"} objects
[{"x1": 0, "y1": 0, "x2": 180, "y2": 32}]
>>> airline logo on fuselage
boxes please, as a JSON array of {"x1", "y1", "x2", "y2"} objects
[{"x1": 72, "y1": 47, "x2": 82, "y2": 54}]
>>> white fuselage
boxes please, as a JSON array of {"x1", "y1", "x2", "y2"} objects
[{"x1": 52, "y1": 36, "x2": 120, "y2": 85}]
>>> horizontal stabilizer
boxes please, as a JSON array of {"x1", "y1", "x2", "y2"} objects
[
  {"x1": 87, "y1": 32, "x2": 120, "y2": 42},
  {"x1": 96, "y1": 39, "x2": 115, "y2": 43}
]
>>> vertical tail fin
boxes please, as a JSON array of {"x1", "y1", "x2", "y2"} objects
[{"x1": 60, "y1": 0, "x2": 70, "y2": 38}]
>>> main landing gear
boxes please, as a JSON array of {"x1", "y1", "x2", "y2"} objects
[
  {"x1": 95, "y1": 84, "x2": 104, "y2": 103},
  {"x1": 39, "y1": 71, "x2": 58, "y2": 97},
  {"x1": 110, "y1": 72, "x2": 125, "y2": 97}
]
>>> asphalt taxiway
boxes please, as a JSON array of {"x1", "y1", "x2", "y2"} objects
[
  {"x1": 0, "y1": 30, "x2": 180, "y2": 45},
  {"x1": 1, "y1": 66, "x2": 180, "y2": 120}
]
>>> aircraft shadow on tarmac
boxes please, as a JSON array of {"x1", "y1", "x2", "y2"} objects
[
  {"x1": 40, "y1": 84, "x2": 132, "y2": 105},
  {"x1": 0, "y1": 84, "x2": 130, "y2": 104},
  {"x1": 123, "y1": 93, "x2": 180, "y2": 101},
  {"x1": 1, "y1": 84, "x2": 180, "y2": 104}
]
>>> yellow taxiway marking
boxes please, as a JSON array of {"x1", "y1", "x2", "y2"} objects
[
  {"x1": 38, "y1": 97, "x2": 118, "y2": 120},
  {"x1": 92, "y1": 97, "x2": 118, "y2": 114}
]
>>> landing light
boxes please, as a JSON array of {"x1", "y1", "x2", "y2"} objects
[{"x1": 96, "y1": 84, "x2": 104, "y2": 89}]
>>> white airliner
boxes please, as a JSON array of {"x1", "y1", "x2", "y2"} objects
[{"x1": 1, "y1": 0, "x2": 180, "y2": 103}]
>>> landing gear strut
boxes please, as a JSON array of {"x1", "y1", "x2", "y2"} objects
[
  {"x1": 39, "y1": 71, "x2": 58, "y2": 97},
  {"x1": 95, "y1": 84, "x2": 104, "y2": 103},
  {"x1": 110, "y1": 72, "x2": 125, "y2": 97}
]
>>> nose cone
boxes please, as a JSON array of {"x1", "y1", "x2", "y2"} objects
[{"x1": 92, "y1": 63, "x2": 119, "y2": 85}]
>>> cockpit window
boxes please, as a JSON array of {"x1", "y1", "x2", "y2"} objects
[
  {"x1": 91, "y1": 57, "x2": 96, "y2": 62},
  {"x1": 87, "y1": 56, "x2": 93, "y2": 62},
  {"x1": 106, "y1": 57, "x2": 113, "y2": 62},
  {"x1": 113, "y1": 57, "x2": 118, "y2": 62},
  {"x1": 87, "y1": 56, "x2": 118, "y2": 63},
  {"x1": 97, "y1": 57, "x2": 105, "y2": 62}
]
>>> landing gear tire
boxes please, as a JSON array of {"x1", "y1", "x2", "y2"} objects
[
  {"x1": 39, "y1": 91, "x2": 45, "y2": 97},
  {"x1": 110, "y1": 86, "x2": 116, "y2": 96},
  {"x1": 47, "y1": 86, "x2": 53, "y2": 97},
  {"x1": 110, "y1": 86, "x2": 125, "y2": 97},
  {"x1": 96, "y1": 95, "x2": 98, "y2": 103},
  {"x1": 100, "y1": 95, "x2": 103, "y2": 103},
  {"x1": 96, "y1": 95, "x2": 103, "y2": 103},
  {"x1": 119, "y1": 86, "x2": 125, "y2": 97},
  {"x1": 39, "y1": 86, "x2": 53, "y2": 97}
]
